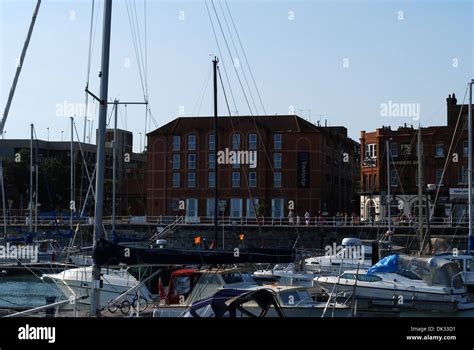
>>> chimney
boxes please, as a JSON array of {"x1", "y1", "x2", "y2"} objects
[
  {"x1": 447, "y1": 92, "x2": 459, "y2": 127},
  {"x1": 446, "y1": 93, "x2": 457, "y2": 106}
]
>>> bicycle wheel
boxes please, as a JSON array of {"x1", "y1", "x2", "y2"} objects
[
  {"x1": 108, "y1": 303, "x2": 118, "y2": 314},
  {"x1": 136, "y1": 297, "x2": 148, "y2": 312},
  {"x1": 120, "y1": 300, "x2": 131, "y2": 315}
]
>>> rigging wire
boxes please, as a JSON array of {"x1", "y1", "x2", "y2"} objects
[
  {"x1": 217, "y1": 0, "x2": 259, "y2": 115},
  {"x1": 125, "y1": 0, "x2": 146, "y2": 100},
  {"x1": 217, "y1": 66, "x2": 265, "y2": 246},
  {"x1": 431, "y1": 86, "x2": 469, "y2": 213},
  {"x1": 224, "y1": 0, "x2": 266, "y2": 115},
  {"x1": 207, "y1": 1, "x2": 297, "y2": 240},
  {"x1": 205, "y1": 0, "x2": 238, "y2": 114},
  {"x1": 210, "y1": 0, "x2": 254, "y2": 116},
  {"x1": 192, "y1": 65, "x2": 213, "y2": 116}
]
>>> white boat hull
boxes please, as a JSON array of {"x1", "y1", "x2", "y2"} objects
[
  {"x1": 43, "y1": 267, "x2": 152, "y2": 310},
  {"x1": 316, "y1": 278, "x2": 467, "y2": 308}
]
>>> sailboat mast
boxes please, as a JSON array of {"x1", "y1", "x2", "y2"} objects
[
  {"x1": 91, "y1": 0, "x2": 113, "y2": 317},
  {"x1": 213, "y1": 57, "x2": 219, "y2": 246},
  {"x1": 29, "y1": 124, "x2": 33, "y2": 233},
  {"x1": 112, "y1": 99, "x2": 118, "y2": 233},
  {"x1": 417, "y1": 126, "x2": 424, "y2": 247},
  {"x1": 468, "y1": 80, "x2": 473, "y2": 253},
  {"x1": 70, "y1": 116, "x2": 74, "y2": 230},
  {"x1": 386, "y1": 139, "x2": 391, "y2": 232},
  {"x1": 0, "y1": 161, "x2": 7, "y2": 237},
  {"x1": 35, "y1": 163, "x2": 38, "y2": 233}
]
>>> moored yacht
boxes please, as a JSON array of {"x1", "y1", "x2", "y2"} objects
[
  {"x1": 314, "y1": 254, "x2": 472, "y2": 313},
  {"x1": 42, "y1": 266, "x2": 154, "y2": 310},
  {"x1": 435, "y1": 251, "x2": 474, "y2": 289},
  {"x1": 305, "y1": 238, "x2": 373, "y2": 274}
]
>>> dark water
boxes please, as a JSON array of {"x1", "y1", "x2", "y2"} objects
[{"x1": 0, "y1": 275, "x2": 62, "y2": 310}]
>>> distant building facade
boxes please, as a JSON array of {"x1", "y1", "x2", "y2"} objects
[
  {"x1": 146, "y1": 115, "x2": 360, "y2": 221},
  {"x1": 0, "y1": 129, "x2": 146, "y2": 217},
  {"x1": 360, "y1": 93, "x2": 473, "y2": 224}
]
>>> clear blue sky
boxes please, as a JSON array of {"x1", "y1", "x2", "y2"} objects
[{"x1": 1, "y1": 0, "x2": 473, "y2": 152}]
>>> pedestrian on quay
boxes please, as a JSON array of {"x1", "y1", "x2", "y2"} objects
[
  {"x1": 296, "y1": 214, "x2": 301, "y2": 226},
  {"x1": 288, "y1": 209, "x2": 294, "y2": 225},
  {"x1": 304, "y1": 210, "x2": 310, "y2": 226}
]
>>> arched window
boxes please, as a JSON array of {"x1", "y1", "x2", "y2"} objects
[{"x1": 232, "y1": 133, "x2": 241, "y2": 150}]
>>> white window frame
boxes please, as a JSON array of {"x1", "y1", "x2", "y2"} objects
[
  {"x1": 274, "y1": 172, "x2": 282, "y2": 188},
  {"x1": 435, "y1": 144, "x2": 444, "y2": 157},
  {"x1": 208, "y1": 153, "x2": 215, "y2": 169},
  {"x1": 188, "y1": 134, "x2": 196, "y2": 151},
  {"x1": 271, "y1": 198, "x2": 284, "y2": 218},
  {"x1": 188, "y1": 172, "x2": 196, "y2": 188},
  {"x1": 246, "y1": 198, "x2": 258, "y2": 218},
  {"x1": 172, "y1": 172, "x2": 180, "y2": 188},
  {"x1": 172, "y1": 154, "x2": 180, "y2": 170},
  {"x1": 206, "y1": 198, "x2": 215, "y2": 218},
  {"x1": 365, "y1": 143, "x2": 376, "y2": 159},
  {"x1": 172, "y1": 136, "x2": 180, "y2": 151},
  {"x1": 208, "y1": 133, "x2": 215, "y2": 151},
  {"x1": 249, "y1": 172, "x2": 257, "y2": 188},
  {"x1": 274, "y1": 134, "x2": 282, "y2": 150},
  {"x1": 186, "y1": 198, "x2": 198, "y2": 218},
  {"x1": 274, "y1": 153, "x2": 282, "y2": 169},
  {"x1": 230, "y1": 198, "x2": 243, "y2": 218},
  {"x1": 248, "y1": 133, "x2": 257, "y2": 150},
  {"x1": 232, "y1": 172, "x2": 240, "y2": 188},
  {"x1": 188, "y1": 153, "x2": 196, "y2": 169},
  {"x1": 208, "y1": 172, "x2": 215, "y2": 188},
  {"x1": 232, "y1": 133, "x2": 241, "y2": 150}
]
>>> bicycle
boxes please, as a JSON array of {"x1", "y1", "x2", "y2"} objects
[{"x1": 108, "y1": 293, "x2": 148, "y2": 315}]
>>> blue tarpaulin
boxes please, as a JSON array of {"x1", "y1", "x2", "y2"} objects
[{"x1": 367, "y1": 254, "x2": 400, "y2": 275}]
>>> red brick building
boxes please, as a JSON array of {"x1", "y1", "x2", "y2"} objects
[
  {"x1": 360, "y1": 94, "x2": 473, "y2": 223},
  {"x1": 146, "y1": 115, "x2": 360, "y2": 221}
]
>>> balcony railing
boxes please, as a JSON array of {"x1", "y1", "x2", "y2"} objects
[{"x1": 0, "y1": 214, "x2": 468, "y2": 228}]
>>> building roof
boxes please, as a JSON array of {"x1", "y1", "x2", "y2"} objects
[{"x1": 147, "y1": 115, "x2": 325, "y2": 136}]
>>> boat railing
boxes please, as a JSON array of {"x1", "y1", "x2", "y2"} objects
[
  {"x1": 451, "y1": 271, "x2": 464, "y2": 290},
  {"x1": 150, "y1": 215, "x2": 184, "y2": 241}
]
